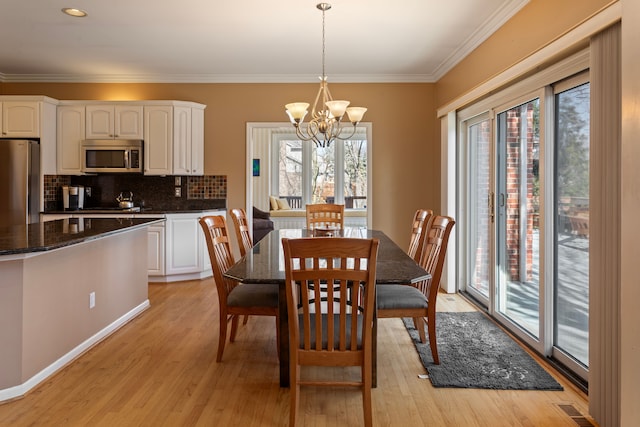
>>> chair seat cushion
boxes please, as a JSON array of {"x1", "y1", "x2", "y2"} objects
[
  {"x1": 377, "y1": 284, "x2": 428, "y2": 310},
  {"x1": 228, "y1": 283, "x2": 278, "y2": 308}
]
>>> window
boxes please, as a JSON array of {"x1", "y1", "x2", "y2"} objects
[{"x1": 273, "y1": 131, "x2": 368, "y2": 210}]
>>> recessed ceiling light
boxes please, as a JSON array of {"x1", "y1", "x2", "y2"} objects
[{"x1": 62, "y1": 8, "x2": 88, "y2": 18}]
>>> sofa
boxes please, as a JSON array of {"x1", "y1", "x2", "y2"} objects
[{"x1": 252, "y1": 206, "x2": 274, "y2": 243}]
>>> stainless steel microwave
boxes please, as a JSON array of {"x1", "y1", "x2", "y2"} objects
[{"x1": 81, "y1": 139, "x2": 143, "y2": 173}]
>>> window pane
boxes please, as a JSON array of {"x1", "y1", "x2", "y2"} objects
[
  {"x1": 343, "y1": 140, "x2": 367, "y2": 209},
  {"x1": 467, "y1": 119, "x2": 491, "y2": 300},
  {"x1": 496, "y1": 99, "x2": 540, "y2": 338},
  {"x1": 312, "y1": 144, "x2": 335, "y2": 204},
  {"x1": 278, "y1": 140, "x2": 302, "y2": 205},
  {"x1": 554, "y1": 83, "x2": 590, "y2": 367}
]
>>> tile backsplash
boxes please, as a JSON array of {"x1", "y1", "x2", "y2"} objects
[{"x1": 44, "y1": 174, "x2": 227, "y2": 211}]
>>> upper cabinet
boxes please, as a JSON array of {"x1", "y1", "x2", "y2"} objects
[
  {"x1": 57, "y1": 105, "x2": 85, "y2": 175},
  {"x1": 144, "y1": 105, "x2": 173, "y2": 175},
  {"x1": 0, "y1": 96, "x2": 58, "y2": 180},
  {"x1": 144, "y1": 102, "x2": 206, "y2": 176},
  {"x1": 85, "y1": 105, "x2": 143, "y2": 139},
  {"x1": 1, "y1": 101, "x2": 40, "y2": 137},
  {"x1": 56, "y1": 100, "x2": 206, "y2": 176}
]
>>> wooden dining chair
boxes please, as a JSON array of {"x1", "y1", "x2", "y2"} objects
[
  {"x1": 377, "y1": 215, "x2": 455, "y2": 364},
  {"x1": 407, "y1": 209, "x2": 434, "y2": 262},
  {"x1": 230, "y1": 208, "x2": 253, "y2": 258},
  {"x1": 281, "y1": 237, "x2": 380, "y2": 427},
  {"x1": 305, "y1": 203, "x2": 345, "y2": 231},
  {"x1": 199, "y1": 215, "x2": 279, "y2": 362}
]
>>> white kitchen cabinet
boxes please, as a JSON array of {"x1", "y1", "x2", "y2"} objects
[
  {"x1": 86, "y1": 105, "x2": 143, "y2": 139},
  {"x1": 172, "y1": 106, "x2": 192, "y2": 175},
  {"x1": 144, "y1": 103, "x2": 205, "y2": 176},
  {"x1": 173, "y1": 106, "x2": 205, "y2": 175},
  {"x1": 1, "y1": 101, "x2": 40, "y2": 137},
  {"x1": 0, "y1": 96, "x2": 58, "y2": 191},
  {"x1": 144, "y1": 105, "x2": 173, "y2": 175},
  {"x1": 57, "y1": 105, "x2": 85, "y2": 175},
  {"x1": 165, "y1": 212, "x2": 203, "y2": 276},
  {"x1": 164, "y1": 210, "x2": 222, "y2": 280},
  {"x1": 147, "y1": 224, "x2": 166, "y2": 276},
  {"x1": 190, "y1": 107, "x2": 205, "y2": 175}
]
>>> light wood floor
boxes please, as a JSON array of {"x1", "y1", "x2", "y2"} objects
[{"x1": 0, "y1": 279, "x2": 595, "y2": 426}]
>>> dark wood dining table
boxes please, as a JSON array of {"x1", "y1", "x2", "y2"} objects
[{"x1": 223, "y1": 228, "x2": 430, "y2": 387}]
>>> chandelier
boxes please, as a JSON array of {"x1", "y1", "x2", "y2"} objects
[{"x1": 285, "y1": 3, "x2": 367, "y2": 148}]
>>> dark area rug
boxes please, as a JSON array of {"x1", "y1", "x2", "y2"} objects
[{"x1": 402, "y1": 312, "x2": 563, "y2": 390}]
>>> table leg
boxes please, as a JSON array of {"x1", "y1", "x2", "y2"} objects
[{"x1": 278, "y1": 281, "x2": 290, "y2": 387}]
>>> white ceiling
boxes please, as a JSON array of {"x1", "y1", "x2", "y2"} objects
[{"x1": 0, "y1": 0, "x2": 528, "y2": 83}]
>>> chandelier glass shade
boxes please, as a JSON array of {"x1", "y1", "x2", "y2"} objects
[{"x1": 285, "y1": 3, "x2": 367, "y2": 148}]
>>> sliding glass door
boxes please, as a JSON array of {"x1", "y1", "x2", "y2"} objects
[{"x1": 459, "y1": 75, "x2": 590, "y2": 381}]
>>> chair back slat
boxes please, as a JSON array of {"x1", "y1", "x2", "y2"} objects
[{"x1": 230, "y1": 208, "x2": 253, "y2": 258}]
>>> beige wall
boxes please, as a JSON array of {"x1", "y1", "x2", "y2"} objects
[
  {"x1": 436, "y1": 0, "x2": 612, "y2": 108},
  {"x1": 1, "y1": 82, "x2": 438, "y2": 246}
]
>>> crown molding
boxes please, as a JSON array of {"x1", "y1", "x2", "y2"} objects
[
  {"x1": 431, "y1": 0, "x2": 530, "y2": 81},
  {"x1": 0, "y1": 72, "x2": 437, "y2": 84}
]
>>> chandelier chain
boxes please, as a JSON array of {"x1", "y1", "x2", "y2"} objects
[{"x1": 321, "y1": 6, "x2": 326, "y2": 79}]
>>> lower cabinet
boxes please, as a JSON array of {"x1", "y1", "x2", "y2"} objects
[
  {"x1": 147, "y1": 224, "x2": 165, "y2": 276},
  {"x1": 164, "y1": 212, "x2": 206, "y2": 278}
]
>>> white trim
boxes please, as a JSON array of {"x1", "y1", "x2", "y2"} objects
[
  {"x1": 0, "y1": 300, "x2": 150, "y2": 403},
  {"x1": 441, "y1": 112, "x2": 458, "y2": 293},
  {"x1": 0, "y1": 73, "x2": 438, "y2": 84},
  {"x1": 431, "y1": 0, "x2": 530, "y2": 81},
  {"x1": 437, "y1": 1, "x2": 622, "y2": 118}
]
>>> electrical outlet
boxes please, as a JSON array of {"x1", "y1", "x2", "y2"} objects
[
  {"x1": 174, "y1": 176, "x2": 182, "y2": 186},
  {"x1": 174, "y1": 187, "x2": 182, "y2": 197},
  {"x1": 85, "y1": 187, "x2": 91, "y2": 197},
  {"x1": 89, "y1": 292, "x2": 96, "y2": 309}
]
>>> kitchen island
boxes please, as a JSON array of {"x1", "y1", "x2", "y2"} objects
[
  {"x1": 0, "y1": 218, "x2": 163, "y2": 402},
  {"x1": 41, "y1": 209, "x2": 226, "y2": 282}
]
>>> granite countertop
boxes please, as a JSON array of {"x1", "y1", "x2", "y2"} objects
[
  {"x1": 0, "y1": 218, "x2": 164, "y2": 256},
  {"x1": 42, "y1": 207, "x2": 226, "y2": 215}
]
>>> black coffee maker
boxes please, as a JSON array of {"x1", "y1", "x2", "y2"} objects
[{"x1": 62, "y1": 185, "x2": 84, "y2": 210}]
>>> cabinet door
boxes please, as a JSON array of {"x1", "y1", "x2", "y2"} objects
[
  {"x1": 115, "y1": 105, "x2": 143, "y2": 139},
  {"x1": 2, "y1": 101, "x2": 40, "y2": 137},
  {"x1": 144, "y1": 106, "x2": 173, "y2": 175},
  {"x1": 86, "y1": 105, "x2": 114, "y2": 139},
  {"x1": 172, "y1": 106, "x2": 192, "y2": 175},
  {"x1": 147, "y1": 224, "x2": 166, "y2": 276},
  {"x1": 190, "y1": 107, "x2": 205, "y2": 175},
  {"x1": 57, "y1": 105, "x2": 85, "y2": 175},
  {"x1": 165, "y1": 214, "x2": 201, "y2": 275}
]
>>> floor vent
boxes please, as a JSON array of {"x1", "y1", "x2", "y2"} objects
[{"x1": 557, "y1": 404, "x2": 596, "y2": 427}]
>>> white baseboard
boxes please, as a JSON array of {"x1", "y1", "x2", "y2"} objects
[{"x1": 0, "y1": 300, "x2": 150, "y2": 403}]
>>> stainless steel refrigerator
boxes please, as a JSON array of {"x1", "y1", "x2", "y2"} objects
[{"x1": 0, "y1": 139, "x2": 40, "y2": 226}]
